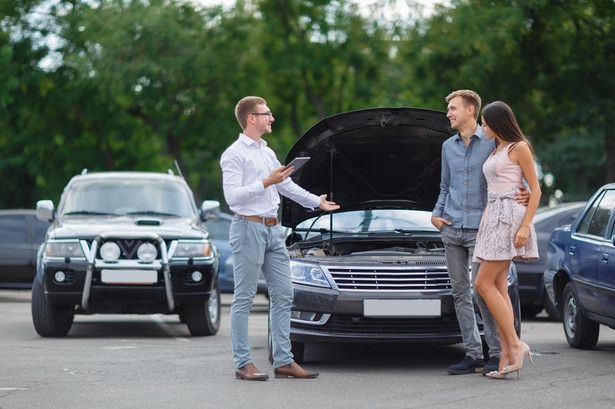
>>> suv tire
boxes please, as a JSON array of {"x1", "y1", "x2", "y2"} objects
[
  {"x1": 562, "y1": 282, "x2": 599, "y2": 349},
  {"x1": 31, "y1": 278, "x2": 74, "y2": 337},
  {"x1": 184, "y1": 283, "x2": 221, "y2": 336}
]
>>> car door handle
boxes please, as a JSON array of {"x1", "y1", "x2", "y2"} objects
[
  {"x1": 602, "y1": 253, "x2": 609, "y2": 264},
  {"x1": 568, "y1": 246, "x2": 576, "y2": 256}
]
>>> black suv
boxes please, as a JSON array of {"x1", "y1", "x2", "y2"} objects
[{"x1": 32, "y1": 171, "x2": 221, "y2": 337}]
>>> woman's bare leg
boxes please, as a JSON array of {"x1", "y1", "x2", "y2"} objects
[{"x1": 475, "y1": 260, "x2": 522, "y2": 370}]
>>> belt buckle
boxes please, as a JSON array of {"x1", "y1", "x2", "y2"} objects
[{"x1": 265, "y1": 218, "x2": 276, "y2": 226}]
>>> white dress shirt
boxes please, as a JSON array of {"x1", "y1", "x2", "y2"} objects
[{"x1": 220, "y1": 133, "x2": 321, "y2": 217}]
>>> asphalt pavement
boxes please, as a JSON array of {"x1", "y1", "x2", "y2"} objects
[{"x1": 2, "y1": 290, "x2": 615, "y2": 409}]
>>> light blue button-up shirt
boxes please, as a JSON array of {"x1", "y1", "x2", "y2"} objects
[{"x1": 432, "y1": 126, "x2": 496, "y2": 229}]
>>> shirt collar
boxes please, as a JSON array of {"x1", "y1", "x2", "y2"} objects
[
  {"x1": 454, "y1": 124, "x2": 484, "y2": 141},
  {"x1": 238, "y1": 132, "x2": 268, "y2": 148}
]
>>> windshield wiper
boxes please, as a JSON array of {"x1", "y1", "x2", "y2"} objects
[
  {"x1": 63, "y1": 210, "x2": 117, "y2": 216},
  {"x1": 125, "y1": 211, "x2": 179, "y2": 217}
]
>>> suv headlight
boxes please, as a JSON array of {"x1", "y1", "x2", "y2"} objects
[
  {"x1": 290, "y1": 262, "x2": 331, "y2": 288},
  {"x1": 172, "y1": 240, "x2": 212, "y2": 259},
  {"x1": 44, "y1": 240, "x2": 85, "y2": 258}
]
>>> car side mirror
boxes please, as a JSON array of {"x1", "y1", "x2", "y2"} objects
[
  {"x1": 200, "y1": 200, "x2": 220, "y2": 221},
  {"x1": 36, "y1": 200, "x2": 55, "y2": 222}
]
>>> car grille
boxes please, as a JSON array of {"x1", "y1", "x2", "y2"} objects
[
  {"x1": 99, "y1": 239, "x2": 159, "y2": 260},
  {"x1": 326, "y1": 265, "x2": 451, "y2": 292},
  {"x1": 293, "y1": 314, "x2": 469, "y2": 336}
]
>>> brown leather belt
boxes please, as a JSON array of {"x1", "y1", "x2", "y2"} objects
[{"x1": 235, "y1": 214, "x2": 278, "y2": 226}]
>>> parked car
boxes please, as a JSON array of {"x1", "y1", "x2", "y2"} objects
[
  {"x1": 205, "y1": 211, "x2": 267, "y2": 294},
  {"x1": 544, "y1": 183, "x2": 615, "y2": 349},
  {"x1": 32, "y1": 171, "x2": 221, "y2": 337},
  {"x1": 268, "y1": 107, "x2": 521, "y2": 362},
  {"x1": 515, "y1": 202, "x2": 585, "y2": 318},
  {"x1": 0, "y1": 210, "x2": 51, "y2": 289}
]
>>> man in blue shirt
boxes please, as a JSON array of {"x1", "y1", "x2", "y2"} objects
[{"x1": 432, "y1": 90, "x2": 527, "y2": 375}]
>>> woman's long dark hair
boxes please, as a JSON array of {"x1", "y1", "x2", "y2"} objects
[{"x1": 482, "y1": 101, "x2": 533, "y2": 152}]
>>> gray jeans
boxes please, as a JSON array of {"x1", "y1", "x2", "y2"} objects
[
  {"x1": 440, "y1": 225, "x2": 501, "y2": 359},
  {"x1": 229, "y1": 218, "x2": 294, "y2": 369}
]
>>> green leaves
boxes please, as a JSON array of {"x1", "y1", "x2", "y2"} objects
[{"x1": 1, "y1": 0, "x2": 613, "y2": 209}]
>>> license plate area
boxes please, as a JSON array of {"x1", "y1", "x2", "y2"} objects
[
  {"x1": 101, "y1": 269, "x2": 158, "y2": 285},
  {"x1": 363, "y1": 299, "x2": 441, "y2": 318}
]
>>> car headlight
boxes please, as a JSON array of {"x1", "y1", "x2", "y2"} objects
[
  {"x1": 290, "y1": 262, "x2": 331, "y2": 288},
  {"x1": 172, "y1": 240, "x2": 212, "y2": 259},
  {"x1": 137, "y1": 242, "x2": 158, "y2": 263},
  {"x1": 100, "y1": 242, "x2": 121, "y2": 262},
  {"x1": 44, "y1": 240, "x2": 85, "y2": 258}
]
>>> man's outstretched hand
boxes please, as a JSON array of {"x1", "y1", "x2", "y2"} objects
[{"x1": 319, "y1": 194, "x2": 340, "y2": 211}]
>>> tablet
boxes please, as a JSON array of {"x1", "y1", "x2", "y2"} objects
[{"x1": 286, "y1": 157, "x2": 310, "y2": 175}]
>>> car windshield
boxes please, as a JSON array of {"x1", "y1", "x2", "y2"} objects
[
  {"x1": 60, "y1": 179, "x2": 196, "y2": 218},
  {"x1": 296, "y1": 209, "x2": 437, "y2": 235}
]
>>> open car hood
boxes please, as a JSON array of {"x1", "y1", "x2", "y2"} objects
[{"x1": 281, "y1": 107, "x2": 454, "y2": 228}]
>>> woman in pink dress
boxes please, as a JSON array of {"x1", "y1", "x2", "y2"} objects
[{"x1": 473, "y1": 101, "x2": 541, "y2": 379}]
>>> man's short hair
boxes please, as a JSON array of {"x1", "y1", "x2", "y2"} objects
[
  {"x1": 445, "y1": 90, "x2": 482, "y2": 120},
  {"x1": 235, "y1": 96, "x2": 266, "y2": 130}
]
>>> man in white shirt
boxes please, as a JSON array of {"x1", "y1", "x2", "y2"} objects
[{"x1": 220, "y1": 96, "x2": 339, "y2": 381}]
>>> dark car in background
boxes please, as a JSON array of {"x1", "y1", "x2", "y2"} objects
[
  {"x1": 268, "y1": 107, "x2": 521, "y2": 362},
  {"x1": 544, "y1": 183, "x2": 615, "y2": 349},
  {"x1": 516, "y1": 202, "x2": 585, "y2": 319},
  {"x1": 0, "y1": 210, "x2": 51, "y2": 289},
  {"x1": 32, "y1": 171, "x2": 221, "y2": 337},
  {"x1": 205, "y1": 211, "x2": 267, "y2": 294}
]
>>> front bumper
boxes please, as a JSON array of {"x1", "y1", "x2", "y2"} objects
[
  {"x1": 40, "y1": 233, "x2": 217, "y2": 313},
  {"x1": 289, "y1": 284, "x2": 467, "y2": 344}
]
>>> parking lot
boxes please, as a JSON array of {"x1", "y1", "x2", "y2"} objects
[{"x1": 2, "y1": 289, "x2": 615, "y2": 409}]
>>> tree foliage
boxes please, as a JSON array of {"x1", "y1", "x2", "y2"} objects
[{"x1": 1, "y1": 0, "x2": 613, "y2": 209}]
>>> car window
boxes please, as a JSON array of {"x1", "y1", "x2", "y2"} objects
[
  {"x1": 34, "y1": 219, "x2": 50, "y2": 242},
  {"x1": 576, "y1": 189, "x2": 615, "y2": 238},
  {"x1": 60, "y1": 179, "x2": 196, "y2": 218},
  {"x1": 0, "y1": 215, "x2": 27, "y2": 243},
  {"x1": 205, "y1": 218, "x2": 231, "y2": 241}
]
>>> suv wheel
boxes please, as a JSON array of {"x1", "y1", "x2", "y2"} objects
[
  {"x1": 184, "y1": 283, "x2": 221, "y2": 336},
  {"x1": 562, "y1": 282, "x2": 599, "y2": 349},
  {"x1": 31, "y1": 278, "x2": 74, "y2": 337}
]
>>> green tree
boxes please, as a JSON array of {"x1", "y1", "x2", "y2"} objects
[
  {"x1": 255, "y1": 0, "x2": 391, "y2": 139},
  {"x1": 48, "y1": 0, "x2": 262, "y2": 202},
  {"x1": 397, "y1": 0, "x2": 614, "y2": 198}
]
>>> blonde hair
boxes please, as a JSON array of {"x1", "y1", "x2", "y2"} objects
[
  {"x1": 445, "y1": 90, "x2": 482, "y2": 120},
  {"x1": 235, "y1": 96, "x2": 266, "y2": 129}
]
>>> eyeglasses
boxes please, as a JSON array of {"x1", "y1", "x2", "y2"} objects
[{"x1": 251, "y1": 112, "x2": 274, "y2": 118}]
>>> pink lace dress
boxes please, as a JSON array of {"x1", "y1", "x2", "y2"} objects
[{"x1": 473, "y1": 142, "x2": 538, "y2": 262}]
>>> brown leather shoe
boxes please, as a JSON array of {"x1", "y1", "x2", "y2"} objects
[
  {"x1": 235, "y1": 363, "x2": 269, "y2": 381},
  {"x1": 274, "y1": 361, "x2": 319, "y2": 379}
]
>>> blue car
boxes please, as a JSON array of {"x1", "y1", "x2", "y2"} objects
[
  {"x1": 205, "y1": 212, "x2": 267, "y2": 294},
  {"x1": 544, "y1": 183, "x2": 615, "y2": 349}
]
